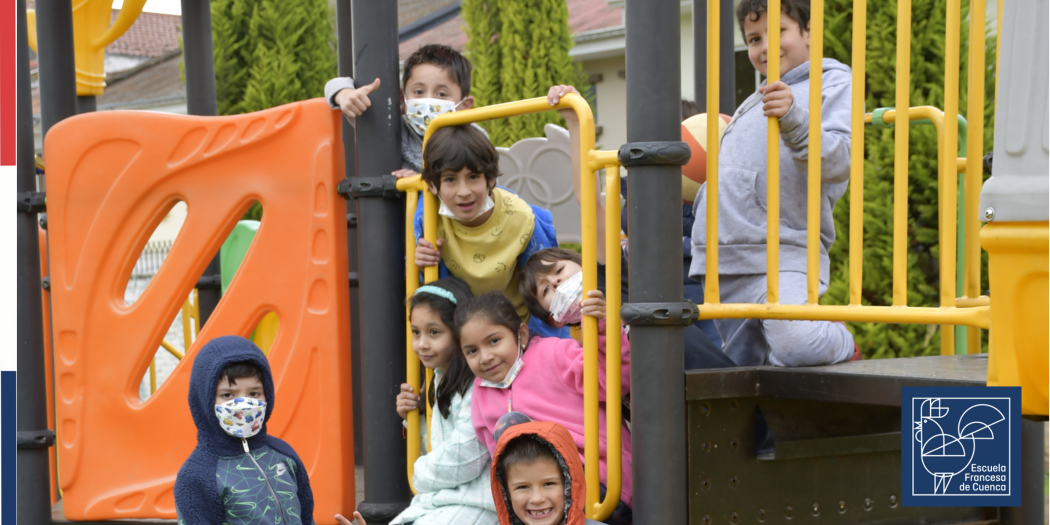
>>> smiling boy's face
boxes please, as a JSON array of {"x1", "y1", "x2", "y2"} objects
[
  {"x1": 506, "y1": 457, "x2": 566, "y2": 525},
  {"x1": 429, "y1": 166, "x2": 494, "y2": 226},
  {"x1": 743, "y1": 9, "x2": 811, "y2": 77}
]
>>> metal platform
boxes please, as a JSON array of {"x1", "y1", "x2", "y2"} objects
[{"x1": 684, "y1": 354, "x2": 1040, "y2": 524}]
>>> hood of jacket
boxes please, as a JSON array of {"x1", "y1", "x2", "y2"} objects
[
  {"x1": 188, "y1": 335, "x2": 276, "y2": 456},
  {"x1": 491, "y1": 421, "x2": 588, "y2": 525}
]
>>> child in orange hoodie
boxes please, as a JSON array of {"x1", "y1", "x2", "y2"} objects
[{"x1": 490, "y1": 415, "x2": 613, "y2": 525}]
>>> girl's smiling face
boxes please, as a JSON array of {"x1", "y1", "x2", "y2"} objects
[
  {"x1": 410, "y1": 304, "x2": 456, "y2": 371},
  {"x1": 459, "y1": 316, "x2": 528, "y2": 383}
]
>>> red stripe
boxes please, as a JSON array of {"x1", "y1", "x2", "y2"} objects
[{"x1": 0, "y1": 0, "x2": 14, "y2": 166}]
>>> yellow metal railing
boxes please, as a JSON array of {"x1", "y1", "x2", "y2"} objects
[
  {"x1": 148, "y1": 290, "x2": 198, "y2": 394},
  {"x1": 397, "y1": 94, "x2": 622, "y2": 520},
  {"x1": 699, "y1": 0, "x2": 991, "y2": 334}
]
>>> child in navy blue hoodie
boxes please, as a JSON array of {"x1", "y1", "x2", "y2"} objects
[{"x1": 175, "y1": 335, "x2": 314, "y2": 524}]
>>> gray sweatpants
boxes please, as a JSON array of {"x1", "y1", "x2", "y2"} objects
[{"x1": 703, "y1": 271, "x2": 855, "y2": 367}]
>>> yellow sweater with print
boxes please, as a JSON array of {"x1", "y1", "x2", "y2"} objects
[{"x1": 438, "y1": 187, "x2": 535, "y2": 320}]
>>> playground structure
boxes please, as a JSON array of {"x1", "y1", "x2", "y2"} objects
[{"x1": 14, "y1": 1, "x2": 1048, "y2": 525}]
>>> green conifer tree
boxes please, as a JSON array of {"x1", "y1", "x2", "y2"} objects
[
  {"x1": 208, "y1": 0, "x2": 338, "y2": 219},
  {"x1": 820, "y1": 0, "x2": 996, "y2": 357},
  {"x1": 463, "y1": 0, "x2": 590, "y2": 146}
]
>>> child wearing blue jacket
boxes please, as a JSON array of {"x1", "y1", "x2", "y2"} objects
[{"x1": 175, "y1": 336, "x2": 314, "y2": 524}]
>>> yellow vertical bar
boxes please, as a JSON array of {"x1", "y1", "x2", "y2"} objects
[
  {"x1": 181, "y1": 297, "x2": 193, "y2": 350},
  {"x1": 964, "y1": 0, "x2": 985, "y2": 353},
  {"x1": 767, "y1": 0, "x2": 782, "y2": 304},
  {"x1": 191, "y1": 288, "x2": 201, "y2": 337},
  {"x1": 941, "y1": 0, "x2": 961, "y2": 356},
  {"x1": 848, "y1": 0, "x2": 867, "y2": 306},
  {"x1": 704, "y1": 0, "x2": 721, "y2": 305},
  {"x1": 592, "y1": 164, "x2": 623, "y2": 520},
  {"x1": 580, "y1": 132, "x2": 599, "y2": 518},
  {"x1": 891, "y1": 0, "x2": 912, "y2": 307},
  {"x1": 806, "y1": 0, "x2": 824, "y2": 305},
  {"x1": 404, "y1": 190, "x2": 421, "y2": 493},
  {"x1": 149, "y1": 359, "x2": 157, "y2": 394}
]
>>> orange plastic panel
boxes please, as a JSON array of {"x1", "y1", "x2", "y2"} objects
[
  {"x1": 40, "y1": 226, "x2": 58, "y2": 505},
  {"x1": 43, "y1": 99, "x2": 354, "y2": 522}
]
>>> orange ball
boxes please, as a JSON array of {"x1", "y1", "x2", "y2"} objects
[{"x1": 681, "y1": 113, "x2": 731, "y2": 203}]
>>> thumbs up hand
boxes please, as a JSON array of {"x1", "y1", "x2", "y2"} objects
[{"x1": 334, "y1": 78, "x2": 381, "y2": 119}]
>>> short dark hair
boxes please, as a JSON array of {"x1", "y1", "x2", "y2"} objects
[
  {"x1": 736, "y1": 0, "x2": 811, "y2": 38},
  {"x1": 519, "y1": 248, "x2": 583, "y2": 323},
  {"x1": 681, "y1": 99, "x2": 700, "y2": 121},
  {"x1": 402, "y1": 44, "x2": 473, "y2": 98},
  {"x1": 421, "y1": 125, "x2": 501, "y2": 190},
  {"x1": 220, "y1": 361, "x2": 263, "y2": 387},
  {"x1": 498, "y1": 435, "x2": 560, "y2": 480}
]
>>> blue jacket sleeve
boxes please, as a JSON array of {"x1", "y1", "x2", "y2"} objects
[
  {"x1": 267, "y1": 437, "x2": 315, "y2": 525},
  {"x1": 174, "y1": 453, "x2": 225, "y2": 525},
  {"x1": 412, "y1": 193, "x2": 449, "y2": 280}
]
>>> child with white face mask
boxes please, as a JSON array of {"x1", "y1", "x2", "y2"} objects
[
  {"x1": 324, "y1": 44, "x2": 478, "y2": 178},
  {"x1": 454, "y1": 291, "x2": 634, "y2": 523},
  {"x1": 175, "y1": 336, "x2": 314, "y2": 525}
]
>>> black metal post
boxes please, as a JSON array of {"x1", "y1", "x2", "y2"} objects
[
  {"x1": 1002, "y1": 418, "x2": 1046, "y2": 525},
  {"x1": 625, "y1": 1, "x2": 688, "y2": 524},
  {"x1": 77, "y1": 95, "x2": 96, "y2": 114},
  {"x1": 693, "y1": 0, "x2": 736, "y2": 115},
  {"x1": 35, "y1": 0, "x2": 77, "y2": 144},
  {"x1": 17, "y1": 0, "x2": 56, "y2": 521},
  {"x1": 350, "y1": 0, "x2": 410, "y2": 522},
  {"x1": 181, "y1": 0, "x2": 222, "y2": 324},
  {"x1": 335, "y1": 0, "x2": 364, "y2": 467}
]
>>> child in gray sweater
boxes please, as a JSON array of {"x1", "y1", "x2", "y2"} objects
[{"x1": 689, "y1": 0, "x2": 857, "y2": 367}]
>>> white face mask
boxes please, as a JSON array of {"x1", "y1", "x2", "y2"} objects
[
  {"x1": 438, "y1": 194, "x2": 496, "y2": 222},
  {"x1": 549, "y1": 271, "x2": 584, "y2": 325},
  {"x1": 405, "y1": 97, "x2": 464, "y2": 136},
  {"x1": 214, "y1": 397, "x2": 266, "y2": 439},
  {"x1": 480, "y1": 337, "x2": 525, "y2": 389}
]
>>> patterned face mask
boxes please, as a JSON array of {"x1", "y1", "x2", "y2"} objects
[
  {"x1": 214, "y1": 397, "x2": 266, "y2": 438},
  {"x1": 549, "y1": 271, "x2": 584, "y2": 325},
  {"x1": 405, "y1": 98, "x2": 465, "y2": 136}
]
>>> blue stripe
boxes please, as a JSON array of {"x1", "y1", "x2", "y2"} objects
[{"x1": 2, "y1": 371, "x2": 16, "y2": 524}]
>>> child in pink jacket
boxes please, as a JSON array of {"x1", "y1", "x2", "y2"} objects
[{"x1": 454, "y1": 290, "x2": 633, "y2": 522}]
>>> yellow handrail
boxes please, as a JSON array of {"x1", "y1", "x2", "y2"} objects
[
  {"x1": 700, "y1": 2, "x2": 990, "y2": 334},
  {"x1": 398, "y1": 95, "x2": 618, "y2": 520},
  {"x1": 964, "y1": 0, "x2": 986, "y2": 354}
]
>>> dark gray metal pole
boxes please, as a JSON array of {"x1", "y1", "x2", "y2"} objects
[
  {"x1": 35, "y1": 0, "x2": 77, "y2": 144},
  {"x1": 350, "y1": 0, "x2": 410, "y2": 522},
  {"x1": 625, "y1": 1, "x2": 688, "y2": 524},
  {"x1": 77, "y1": 95, "x2": 96, "y2": 114},
  {"x1": 17, "y1": 0, "x2": 56, "y2": 521},
  {"x1": 335, "y1": 0, "x2": 364, "y2": 467},
  {"x1": 180, "y1": 0, "x2": 222, "y2": 325},
  {"x1": 693, "y1": 0, "x2": 736, "y2": 114},
  {"x1": 1002, "y1": 419, "x2": 1046, "y2": 525}
]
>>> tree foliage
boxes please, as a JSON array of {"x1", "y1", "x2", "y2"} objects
[
  {"x1": 819, "y1": 0, "x2": 996, "y2": 357},
  {"x1": 463, "y1": 0, "x2": 591, "y2": 146},
  {"x1": 208, "y1": 0, "x2": 338, "y2": 219}
]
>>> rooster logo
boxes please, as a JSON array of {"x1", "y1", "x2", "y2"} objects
[{"x1": 915, "y1": 399, "x2": 1005, "y2": 494}]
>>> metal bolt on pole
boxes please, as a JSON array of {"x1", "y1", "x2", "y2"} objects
[
  {"x1": 180, "y1": 0, "x2": 223, "y2": 325},
  {"x1": 17, "y1": 0, "x2": 57, "y2": 521},
  {"x1": 350, "y1": 0, "x2": 411, "y2": 522},
  {"x1": 624, "y1": 0, "x2": 689, "y2": 524}
]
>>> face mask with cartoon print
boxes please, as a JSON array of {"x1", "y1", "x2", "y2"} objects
[
  {"x1": 405, "y1": 98, "x2": 466, "y2": 136},
  {"x1": 214, "y1": 397, "x2": 266, "y2": 438}
]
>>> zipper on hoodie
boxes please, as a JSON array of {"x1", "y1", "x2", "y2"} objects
[{"x1": 242, "y1": 439, "x2": 287, "y2": 523}]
